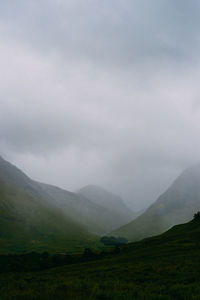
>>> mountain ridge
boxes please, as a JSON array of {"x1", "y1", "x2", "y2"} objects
[
  {"x1": 112, "y1": 163, "x2": 200, "y2": 241},
  {"x1": 0, "y1": 156, "x2": 134, "y2": 237},
  {"x1": 0, "y1": 178, "x2": 96, "y2": 254}
]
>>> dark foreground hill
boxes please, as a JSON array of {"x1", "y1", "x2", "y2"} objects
[
  {"x1": 112, "y1": 164, "x2": 200, "y2": 241},
  {"x1": 1, "y1": 216, "x2": 200, "y2": 299}
]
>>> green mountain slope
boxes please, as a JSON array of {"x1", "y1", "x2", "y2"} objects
[
  {"x1": 41, "y1": 183, "x2": 130, "y2": 234},
  {"x1": 0, "y1": 157, "x2": 110, "y2": 234},
  {"x1": 112, "y1": 164, "x2": 200, "y2": 241},
  {"x1": 0, "y1": 156, "x2": 132, "y2": 235},
  {"x1": 0, "y1": 180, "x2": 96, "y2": 254}
]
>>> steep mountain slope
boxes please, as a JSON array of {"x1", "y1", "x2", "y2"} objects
[
  {"x1": 0, "y1": 157, "x2": 133, "y2": 234},
  {"x1": 112, "y1": 164, "x2": 200, "y2": 241},
  {"x1": 0, "y1": 180, "x2": 95, "y2": 254},
  {"x1": 0, "y1": 157, "x2": 107, "y2": 234},
  {"x1": 40, "y1": 183, "x2": 110, "y2": 234},
  {"x1": 78, "y1": 185, "x2": 135, "y2": 233}
]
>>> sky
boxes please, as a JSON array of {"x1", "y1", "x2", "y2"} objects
[{"x1": 1, "y1": 0, "x2": 200, "y2": 210}]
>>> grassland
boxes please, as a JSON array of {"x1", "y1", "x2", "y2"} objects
[{"x1": 1, "y1": 217, "x2": 200, "y2": 299}]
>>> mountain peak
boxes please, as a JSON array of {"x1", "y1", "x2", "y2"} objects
[
  {"x1": 79, "y1": 184, "x2": 106, "y2": 192},
  {"x1": 78, "y1": 184, "x2": 125, "y2": 206}
]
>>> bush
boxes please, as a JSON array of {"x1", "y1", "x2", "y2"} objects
[
  {"x1": 193, "y1": 212, "x2": 200, "y2": 220},
  {"x1": 100, "y1": 236, "x2": 128, "y2": 246}
]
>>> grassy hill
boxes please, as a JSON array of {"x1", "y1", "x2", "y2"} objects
[
  {"x1": 0, "y1": 180, "x2": 97, "y2": 254},
  {"x1": 0, "y1": 156, "x2": 133, "y2": 235},
  {"x1": 112, "y1": 164, "x2": 200, "y2": 241},
  {"x1": 1, "y1": 216, "x2": 200, "y2": 299}
]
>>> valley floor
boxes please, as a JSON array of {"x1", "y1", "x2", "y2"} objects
[{"x1": 1, "y1": 238, "x2": 200, "y2": 299}]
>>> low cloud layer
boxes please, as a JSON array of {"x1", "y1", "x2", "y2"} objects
[{"x1": 1, "y1": 0, "x2": 200, "y2": 209}]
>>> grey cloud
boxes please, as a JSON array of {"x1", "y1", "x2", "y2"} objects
[
  {"x1": 1, "y1": 0, "x2": 200, "y2": 67},
  {"x1": 0, "y1": 1, "x2": 200, "y2": 209}
]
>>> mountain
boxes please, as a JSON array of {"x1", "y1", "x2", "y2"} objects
[
  {"x1": 0, "y1": 157, "x2": 134, "y2": 235},
  {"x1": 0, "y1": 157, "x2": 106, "y2": 234},
  {"x1": 112, "y1": 164, "x2": 200, "y2": 241},
  {"x1": 0, "y1": 157, "x2": 105, "y2": 240},
  {"x1": 0, "y1": 179, "x2": 95, "y2": 254},
  {"x1": 78, "y1": 185, "x2": 135, "y2": 233},
  {"x1": 39, "y1": 183, "x2": 112, "y2": 234}
]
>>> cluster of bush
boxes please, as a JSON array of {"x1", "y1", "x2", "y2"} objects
[{"x1": 100, "y1": 236, "x2": 128, "y2": 246}]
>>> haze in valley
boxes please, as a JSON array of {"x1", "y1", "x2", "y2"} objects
[{"x1": 1, "y1": 0, "x2": 200, "y2": 210}]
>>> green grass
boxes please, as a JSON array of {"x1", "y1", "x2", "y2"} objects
[{"x1": 1, "y1": 217, "x2": 200, "y2": 299}]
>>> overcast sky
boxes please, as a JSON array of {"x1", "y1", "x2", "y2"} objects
[{"x1": 1, "y1": 0, "x2": 200, "y2": 210}]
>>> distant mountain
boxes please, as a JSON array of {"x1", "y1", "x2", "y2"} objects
[
  {"x1": 78, "y1": 185, "x2": 135, "y2": 233},
  {"x1": 39, "y1": 183, "x2": 112, "y2": 234},
  {"x1": 112, "y1": 164, "x2": 200, "y2": 241}
]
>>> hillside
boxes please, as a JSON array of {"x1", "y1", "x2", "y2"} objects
[
  {"x1": 0, "y1": 157, "x2": 133, "y2": 234},
  {"x1": 1, "y1": 215, "x2": 200, "y2": 299},
  {"x1": 37, "y1": 183, "x2": 110, "y2": 234},
  {"x1": 0, "y1": 179, "x2": 96, "y2": 254},
  {"x1": 78, "y1": 185, "x2": 134, "y2": 233},
  {"x1": 0, "y1": 157, "x2": 104, "y2": 235},
  {"x1": 112, "y1": 164, "x2": 200, "y2": 241}
]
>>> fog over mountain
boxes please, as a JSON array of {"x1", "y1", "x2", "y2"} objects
[
  {"x1": 0, "y1": 156, "x2": 97, "y2": 253},
  {"x1": 1, "y1": 0, "x2": 200, "y2": 209},
  {"x1": 0, "y1": 156, "x2": 133, "y2": 235},
  {"x1": 112, "y1": 164, "x2": 200, "y2": 240}
]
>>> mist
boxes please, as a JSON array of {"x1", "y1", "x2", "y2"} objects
[{"x1": 1, "y1": 0, "x2": 200, "y2": 210}]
